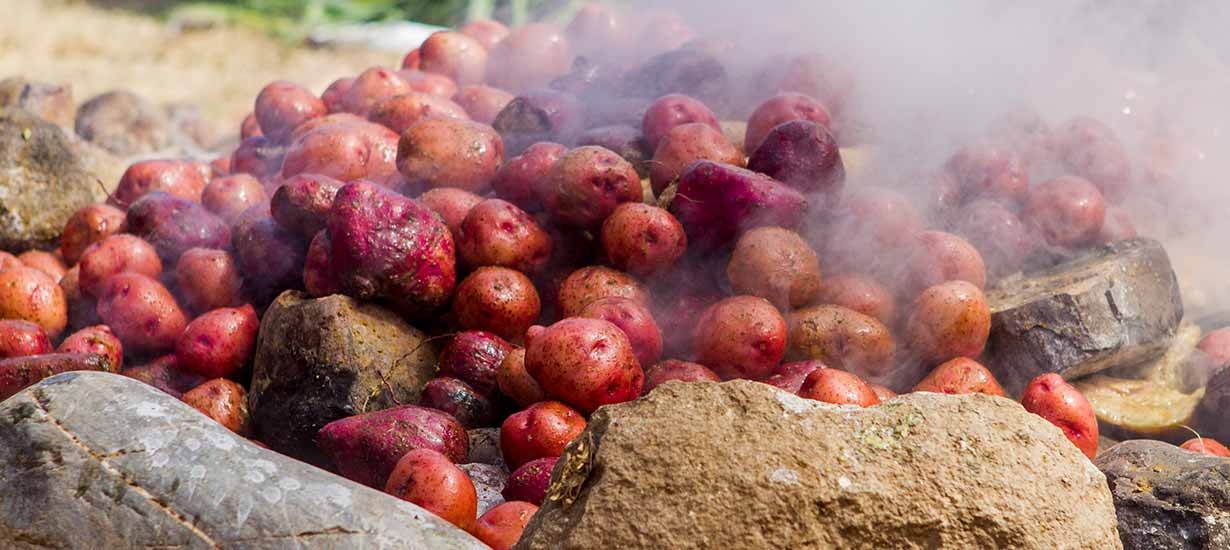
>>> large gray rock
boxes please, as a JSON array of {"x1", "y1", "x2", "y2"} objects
[
  {"x1": 0, "y1": 108, "x2": 101, "y2": 252},
  {"x1": 0, "y1": 371, "x2": 484, "y2": 549},
  {"x1": 249, "y1": 291, "x2": 439, "y2": 467},
  {"x1": 1096, "y1": 440, "x2": 1230, "y2": 549},
  {"x1": 517, "y1": 380, "x2": 1122, "y2": 550}
]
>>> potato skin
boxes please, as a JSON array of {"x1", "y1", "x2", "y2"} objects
[
  {"x1": 126, "y1": 192, "x2": 232, "y2": 262},
  {"x1": 451, "y1": 266, "x2": 541, "y2": 343},
  {"x1": 182, "y1": 378, "x2": 250, "y2": 434},
  {"x1": 472, "y1": 501, "x2": 539, "y2": 550},
  {"x1": 316, "y1": 405, "x2": 469, "y2": 488},
  {"x1": 1023, "y1": 175, "x2": 1107, "y2": 247},
  {"x1": 905, "y1": 280, "x2": 991, "y2": 364},
  {"x1": 798, "y1": 368, "x2": 880, "y2": 407},
  {"x1": 727, "y1": 227, "x2": 821, "y2": 309},
  {"x1": 340, "y1": 67, "x2": 412, "y2": 117},
  {"x1": 641, "y1": 359, "x2": 719, "y2": 395},
  {"x1": 438, "y1": 330, "x2": 513, "y2": 397},
  {"x1": 1179, "y1": 438, "x2": 1230, "y2": 457},
  {"x1": 396, "y1": 118, "x2": 504, "y2": 193},
  {"x1": 110, "y1": 159, "x2": 208, "y2": 208},
  {"x1": 492, "y1": 141, "x2": 567, "y2": 210},
  {"x1": 0, "y1": 352, "x2": 113, "y2": 400},
  {"x1": 254, "y1": 80, "x2": 327, "y2": 144},
  {"x1": 543, "y1": 146, "x2": 642, "y2": 228},
  {"x1": 500, "y1": 400, "x2": 586, "y2": 469},
  {"x1": 524, "y1": 317, "x2": 644, "y2": 413},
  {"x1": 641, "y1": 93, "x2": 720, "y2": 150},
  {"x1": 943, "y1": 141, "x2": 1029, "y2": 205},
  {"x1": 57, "y1": 324, "x2": 123, "y2": 370},
  {"x1": 18, "y1": 251, "x2": 66, "y2": 282},
  {"x1": 1020, "y1": 373, "x2": 1099, "y2": 459},
  {"x1": 693, "y1": 296, "x2": 787, "y2": 380},
  {"x1": 762, "y1": 360, "x2": 825, "y2": 394},
  {"x1": 0, "y1": 320, "x2": 52, "y2": 359},
  {"x1": 745, "y1": 92, "x2": 832, "y2": 155},
  {"x1": 270, "y1": 173, "x2": 344, "y2": 237},
  {"x1": 419, "y1": 376, "x2": 496, "y2": 429},
  {"x1": 502, "y1": 456, "x2": 556, "y2": 505},
  {"x1": 787, "y1": 305, "x2": 894, "y2": 380},
  {"x1": 369, "y1": 92, "x2": 469, "y2": 135},
  {"x1": 60, "y1": 203, "x2": 126, "y2": 265},
  {"x1": 460, "y1": 19, "x2": 510, "y2": 50},
  {"x1": 201, "y1": 174, "x2": 267, "y2": 227},
  {"x1": 912, "y1": 357, "x2": 1004, "y2": 397},
  {"x1": 670, "y1": 161, "x2": 808, "y2": 253},
  {"x1": 747, "y1": 119, "x2": 844, "y2": 200},
  {"x1": 96, "y1": 272, "x2": 187, "y2": 355},
  {"x1": 650, "y1": 122, "x2": 742, "y2": 193},
  {"x1": 419, "y1": 31, "x2": 489, "y2": 87},
  {"x1": 281, "y1": 120, "x2": 400, "y2": 185},
  {"x1": 579, "y1": 296, "x2": 662, "y2": 368},
  {"x1": 0, "y1": 267, "x2": 67, "y2": 340},
  {"x1": 302, "y1": 230, "x2": 339, "y2": 297},
  {"x1": 903, "y1": 230, "x2": 987, "y2": 296},
  {"x1": 556, "y1": 265, "x2": 647, "y2": 318},
  {"x1": 457, "y1": 199, "x2": 551, "y2": 274},
  {"x1": 384, "y1": 448, "x2": 478, "y2": 530},
  {"x1": 816, "y1": 273, "x2": 896, "y2": 326},
  {"x1": 497, "y1": 348, "x2": 547, "y2": 407},
  {"x1": 418, "y1": 187, "x2": 483, "y2": 240},
  {"x1": 453, "y1": 85, "x2": 515, "y2": 125},
  {"x1": 600, "y1": 203, "x2": 687, "y2": 277},
  {"x1": 175, "y1": 305, "x2": 259, "y2": 380}
]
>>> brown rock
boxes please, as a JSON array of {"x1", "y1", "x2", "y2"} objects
[
  {"x1": 75, "y1": 90, "x2": 172, "y2": 156},
  {"x1": 0, "y1": 77, "x2": 74, "y2": 128},
  {"x1": 517, "y1": 380, "x2": 1122, "y2": 550}
]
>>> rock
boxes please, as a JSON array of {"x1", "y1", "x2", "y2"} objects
[
  {"x1": 984, "y1": 238, "x2": 1183, "y2": 395},
  {"x1": 1193, "y1": 365, "x2": 1230, "y2": 442},
  {"x1": 0, "y1": 77, "x2": 74, "y2": 128},
  {"x1": 460, "y1": 462, "x2": 508, "y2": 517},
  {"x1": 165, "y1": 101, "x2": 219, "y2": 150},
  {"x1": 0, "y1": 371, "x2": 484, "y2": 549},
  {"x1": 467, "y1": 427, "x2": 506, "y2": 470},
  {"x1": 249, "y1": 291, "x2": 438, "y2": 468},
  {"x1": 1095, "y1": 439, "x2": 1230, "y2": 549},
  {"x1": 516, "y1": 380, "x2": 1122, "y2": 550},
  {"x1": 0, "y1": 108, "x2": 101, "y2": 252},
  {"x1": 75, "y1": 90, "x2": 173, "y2": 156}
]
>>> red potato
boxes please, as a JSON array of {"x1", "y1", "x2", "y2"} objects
[
  {"x1": 419, "y1": 31, "x2": 488, "y2": 87},
  {"x1": 762, "y1": 360, "x2": 825, "y2": 394},
  {"x1": 816, "y1": 274, "x2": 897, "y2": 326},
  {"x1": 60, "y1": 203, "x2": 126, "y2": 265},
  {"x1": 924, "y1": 170, "x2": 962, "y2": 220},
  {"x1": 0, "y1": 353, "x2": 113, "y2": 400},
  {"x1": 316, "y1": 404, "x2": 469, "y2": 487},
  {"x1": 182, "y1": 378, "x2": 250, "y2": 434},
  {"x1": 912, "y1": 357, "x2": 1004, "y2": 396},
  {"x1": 460, "y1": 19, "x2": 510, "y2": 50},
  {"x1": 0, "y1": 267, "x2": 67, "y2": 340},
  {"x1": 641, "y1": 94, "x2": 720, "y2": 150},
  {"x1": 600, "y1": 203, "x2": 687, "y2": 277},
  {"x1": 281, "y1": 120, "x2": 399, "y2": 185},
  {"x1": 649, "y1": 122, "x2": 742, "y2": 193},
  {"x1": 502, "y1": 456, "x2": 557, "y2": 506},
  {"x1": 579, "y1": 297, "x2": 662, "y2": 368},
  {"x1": 18, "y1": 251, "x2": 66, "y2": 282},
  {"x1": 402, "y1": 48, "x2": 421, "y2": 69},
  {"x1": 126, "y1": 192, "x2": 232, "y2": 262},
  {"x1": 438, "y1": 330, "x2": 514, "y2": 398},
  {"x1": 1051, "y1": 116, "x2": 1131, "y2": 201},
  {"x1": 109, "y1": 159, "x2": 208, "y2": 208},
  {"x1": 451, "y1": 267, "x2": 541, "y2": 343},
  {"x1": 556, "y1": 265, "x2": 648, "y2": 318},
  {"x1": 787, "y1": 305, "x2": 895, "y2": 381},
  {"x1": 240, "y1": 112, "x2": 262, "y2": 139},
  {"x1": 669, "y1": 161, "x2": 808, "y2": 253},
  {"x1": 254, "y1": 81, "x2": 327, "y2": 144},
  {"x1": 0, "y1": 252, "x2": 20, "y2": 271},
  {"x1": 96, "y1": 272, "x2": 187, "y2": 355},
  {"x1": 492, "y1": 89, "x2": 587, "y2": 156},
  {"x1": 369, "y1": 92, "x2": 469, "y2": 135},
  {"x1": 524, "y1": 318, "x2": 644, "y2": 414},
  {"x1": 1179, "y1": 438, "x2": 1230, "y2": 457},
  {"x1": 202, "y1": 174, "x2": 268, "y2": 226},
  {"x1": 209, "y1": 157, "x2": 230, "y2": 178},
  {"x1": 399, "y1": 69, "x2": 460, "y2": 98},
  {"x1": 903, "y1": 231, "x2": 987, "y2": 296},
  {"x1": 576, "y1": 125, "x2": 650, "y2": 177},
  {"x1": 823, "y1": 187, "x2": 924, "y2": 276},
  {"x1": 492, "y1": 142, "x2": 567, "y2": 210},
  {"x1": 744, "y1": 93, "x2": 832, "y2": 155},
  {"x1": 289, "y1": 112, "x2": 367, "y2": 142},
  {"x1": 418, "y1": 187, "x2": 483, "y2": 239},
  {"x1": 754, "y1": 53, "x2": 855, "y2": 128},
  {"x1": 497, "y1": 348, "x2": 547, "y2": 407},
  {"x1": 542, "y1": 146, "x2": 641, "y2": 228},
  {"x1": 57, "y1": 324, "x2": 122, "y2": 370},
  {"x1": 121, "y1": 354, "x2": 206, "y2": 399},
  {"x1": 565, "y1": 3, "x2": 632, "y2": 58},
  {"x1": 1020, "y1": 373, "x2": 1099, "y2": 459},
  {"x1": 457, "y1": 199, "x2": 552, "y2": 274},
  {"x1": 1024, "y1": 175, "x2": 1106, "y2": 247},
  {"x1": 500, "y1": 400, "x2": 586, "y2": 469},
  {"x1": 232, "y1": 208, "x2": 309, "y2": 307},
  {"x1": 747, "y1": 120, "x2": 844, "y2": 205},
  {"x1": 385, "y1": 448, "x2": 478, "y2": 530},
  {"x1": 419, "y1": 376, "x2": 496, "y2": 429},
  {"x1": 0, "y1": 320, "x2": 52, "y2": 358},
  {"x1": 320, "y1": 77, "x2": 355, "y2": 114},
  {"x1": 396, "y1": 118, "x2": 503, "y2": 193},
  {"x1": 641, "y1": 359, "x2": 719, "y2": 395},
  {"x1": 949, "y1": 199, "x2": 1036, "y2": 277},
  {"x1": 175, "y1": 305, "x2": 259, "y2": 380},
  {"x1": 693, "y1": 296, "x2": 787, "y2": 381},
  {"x1": 798, "y1": 367, "x2": 880, "y2": 407},
  {"x1": 339, "y1": 67, "x2": 412, "y2": 117},
  {"x1": 870, "y1": 384, "x2": 897, "y2": 401},
  {"x1": 453, "y1": 85, "x2": 515, "y2": 125},
  {"x1": 486, "y1": 23, "x2": 573, "y2": 92},
  {"x1": 472, "y1": 501, "x2": 539, "y2": 550},
  {"x1": 327, "y1": 180, "x2": 455, "y2": 318},
  {"x1": 906, "y1": 280, "x2": 991, "y2": 364},
  {"x1": 270, "y1": 173, "x2": 344, "y2": 237},
  {"x1": 726, "y1": 227, "x2": 821, "y2": 309},
  {"x1": 1097, "y1": 206, "x2": 1137, "y2": 244},
  {"x1": 1198, "y1": 328, "x2": 1230, "y2": 367},
  {"x1": 229, "y1": 136, "x2": 286, "y2": 180},
  {"x1": 943, "y1": 141, "x2": 1029, "y2": 205},
  {"x1": 302, "y1": 230, "x2": 339, "y2": 297}
]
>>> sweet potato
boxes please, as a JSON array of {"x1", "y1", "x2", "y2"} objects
[
  {"x1": 726, "y1": 227, "x2": 821, "y2": 309},
  {"x1": 385, "y1": 448, "x2": 478, "y2": 530},
  {"x1": 669, "y1": 160, "x2": 807, "y2": 253},
  {"x1": 126, "y1": 192, "x2": 231, "y2": 262},
  {"x1": 693, "y1": 295, "x2": 787, "y2": 380},
  {"x1": 60, "y1": 203, "x2": 126, "y2": 265},
  {"x1": 57, "y1": 324, "x2": 122, "y2": 370},
  {"x1": 0, "y1": 319, "x2": 52, "y2": 359},
  {"x1": 641, "y1": 359, "x2": 719, "y2": 395},
  {"x1": 492, "y1": 141, "x2": 567, "y2": 210},
  {"x1": 472, "y1": 501, "x2": 539, "y2": 550},
  {"x1": 787, "y1": 305, "x2": 895, "y2": 381},
  {"x1": 496, "y1": 348, "x2": 546, "y2": 407},
  {"x1": 556, "y1": 265, "x2": 648, "y2": 318},
  {"x1": 912, "y1": 357, "x2": 1005, "y2": 397},
  {"x1": 315, "y1": 404, "x2": 469, "y2": 487},
  {"x1": 121, "y1": 354, "x2": 206, "y2": 399},
  {"x1": 0, "y1": 352, "x2": 114, "y2": 400},
  {"x1": 1020, "y1": 373, "x2": 1099, "y2": 459},
  {"x1": 502, "y1": 456, "x2": 557, "y2": 505},
  {"x1": 182, "y1": 378, "x2": 250, "y2": 434},
  {"x1": 438, "y1": 330, "x2": 514, "y2": 398},
  {"x1": 453, "y1": 85, "x2": 515, "y2": 125},
  {"x1": 457, "y1": 199, "x2": 551, "y2": 274},
  {"x1": 0, "y1": 266, "x2": 67, "y2": 340},
  {"x1": 175, "y1": 305, "x2": 259, "y2": 380},
  {"x1": 175, "y1": 248, "x2": 244, "y2": 313},
  {"x1": 579, "y1": 296, "x2": 662, "y2": 368},
  {"x1": 396, "y1": 118, "x2": 503, "y2": 193},
  {"x1": 96, "y1": 272, "x2": 187, "y2": 355},
  {"x1": 451, "y1": 266, "x2": 541, "y2": 343},
  {"x1": 905, "y1": 280, "x2": 991, "y2": 364},
  {"x1": 254, "y1": 81, "x2": 327, "y2": 144},
  {"x1": 500, "y1": 400, "x2": 585, "y2": 469},
  {"x1": 524, "y1": 318, "x2": 643, "y2": 413},
  {"x1": 798, "y1": 367, "x2": 880, "y2": 407},
  {"x1": 419, "y1": 376, "x2": 496, "y2": 428}
]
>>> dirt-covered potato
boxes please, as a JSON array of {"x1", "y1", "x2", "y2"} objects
[
  {"x1": 457, "y1": 199, "x2": 551, "y2": 274},
  {"x1": 57, "y1": 324, "x2": 122, "y2": 370},
  {"x1": 641, "y1": 359, "x2": 720, "y2": 395},
  {"x1": 1021, "y1": 373, "x2": 1099, "y2": 459},
  {"x1": 454, "y1": 85, "x2": 515, "y2": 126},
  {"x1": 316, "y1": 405, "x2": 469, "y2": 488},
  {"x1": 229, "y1": 136, "x2": 286, "y2": 180},
  {"x1": 747, "y1": 119, "x2": 844, "y2": 202},
  {"x1": 556, "y1": 265, "x2": 648, "y2": 318},
  {"x1": 692, "y1": 296, "x2": 787, "y2": 380},
  {"x1": 77, "y1": 234, "x2": 163, "y2": 297},
  {"x1": 912, "y1": 357, "x2": 1004, "y2": 397},
  {"x1": 798, "y1": 367, "x2": 880, "y2": 407},
  {"x1": 502, "y1": 456, "x2": 556, "y2": 505},
  {"x1": 201, "y1": 174, "x2": 268, "y2": 226},
  {"x1": 543, "y1": 146, "x2": 642, "y2": 228},
  {"x1": 269, "y1": 173, "x2": 344, "y2": 237},
  {"x1": 60, "y1": 203, "x2": 126, "y2": 265},
  {"x1": 1023, "y1": 175, "x2": 1107, "y2": 247},
  {"x1": 419, "y1": 376, "x2": 496, "y2": 428},
  {"x1": 727, "y1": 227, "x2": 821, "y2": 309},
  {"x1": 0, "y1": 352, "x2": 114, "y2": 400},
  {"x1": 254, "y1": 80, "x2": 327, "y2": 144},
  {"x1": 787, "y1": 304, "x2": 894, "y2": 381},
  {"x1": 417, "y1": 187, "x2": 483, "y2": 240},
  {"x1": 496, "y1": 347, "x2": 546, "y2": 406},
  {"x1": 396, "y1": 118, "x2": 503, "y2": 193},
  {"x1": 384, "y1": 448, "x2": 478, "y2": 530},
  {"x1": 0, "y1": 319, "x2": 52, "y2": 359},
  {"x1": 451, "y1": 266, "x2": 541, "y2": 343},
  {"x1": 600, "y1": 203, "x2": 687, "y2": 277},
  {"x1": 110, "y1": 159, "x2": 208, "y2": 208},
  {"x1": 649, "y1": 121, "x2": 742, "y2": 194},
  {"x1": 232, "y1": 210, "x2": 307, "y2": 307},
  {"x1": 524, "y1": 318, "x2": 643, "y2": 413},
  {"x1": 369, "y1": 92, "x2": 469, "y2": 135},
  {"x1": 762, "y1": 360, "x2": 825, "y2": 394},
  {"x1": 96, "y1": 272, "x2": 187, "y2": 354},
  {"x1": 320, "y1": 77, "x2": 355, "y2": 114},
  {"x1": 816, "y1": 273, "x2": 896, "y2": 326},
  {"x1": 500, "y1": 400, "x2": 586, "y2": 468},
  {"x1": 281, "y1": 119, "x2": 400, "y2": 185},
  {"x1": 492, "y1": 141, "x2": 567, "y2": 210},
  {"x1": 905, "y1": 280, "x2": 991, "y2": 364},
  {"x1": 438, "y1": 330, "x2": 513, "y2": 398},
  {"x1": 182, "y1": 378, "x2": 251, "y2": 434},
  {"x1": 0, "y1": 266, "x2": 67, "y2": 340},
  {"x1": 670, "y1": 161, "x2": 807, "y2": 253}
]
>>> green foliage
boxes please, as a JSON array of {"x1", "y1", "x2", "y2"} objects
[{"x1": 168, "y1": 0, "x2": 568, "y2": 28}]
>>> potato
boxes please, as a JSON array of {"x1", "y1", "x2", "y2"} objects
[
  {"x1": 302, "y1": 230, "x2": 339, "y2": 297},
  {"x1": 438, "y1": 330, "x2": 514, "y2": 397},
  {"x1": 229, "y1": 136, "x2": 285, "y2": 180},
  {"x1": 641, "y1": 359, "x2": 719, "y2": 395},
  {"x1": 500, "y1": 400, "x2": 586, "y2": 469},
  {"x1": 317, "y1": 404, "x2": 469, "y2": 487},
  {"x1": 232, "y1": 208, "x2": 307, "y2": 307},
  {"x1": 0, "y1": 352, "x2": 113, "y2": 400},
  {"x1": 96, "y1": 272, "x2": 187, "y2": 355},
  {"x1": 269, "y1": 173, "x2": 343, "y2": 237},
  {"x1": 402, "y1": 48, "x2": 421, "y2": 69},
  {"x1": 453, "y1": 85, "x2": 515, "y2": 125},
  {"x1": 870, "y1": 383, "x2": 897, "y2": 401},
  {"x1": 60, "y1": 203, "x2": 126, "y2": 265},
  {"x1": 396, "y1": 118, "x2": 503, "y2": 193},
  {"x1": 419, "y1": 31, "x2": 488, "y2": 86},
  {"x1": 109, "y1": 159, "x2": 208, "y2": 208},
  {"x1": 798, "y1": 368, "x2": 880, "y2": 407},
  {"x1": 369, "y1": 92, "x2": 469, "y2": 135},
  {"x1": 419, "y1": 376, "x2": 496, "y2": 429},
  {"x1": 460, "y1": 19, "x2": 510, "y2": 50},
  {"x1": 1023, "y1": 175, "x2": 1107, "y2": 247},
  {"x1": 670, "y1": 161, "x2": 807, "y2": 253},
  {"x1": 542, "y1": 146, "x2": 641, "y2": 228},
  {"x1": 486, "y1": 23, "x2": 573, "y2": 92},
  {"x1": 903, "y1": 230, "x2": 987, "y2": 296},
  {"x1": 201, "y1": 174, "x2": 268, "y2": 227},
  {"x1": 126, "y1": 192, "x2": 232, "y2": 262},
  {"x1": 60, "y1": 266, "x2": 99, "y2": 331},
  {"x1": 905, "y1": 280, "x2": 991, "y2": 364},
  {"x1": 579, "y1": 296, "x2": 662, "y2": 368},
  {"x1": 640, "y1": 94, "x2": 720, "y2": 150},
  {"x1": 823, "y1": 187, "x2": 923, "y2": 275},
  {"x1": 281, "y1": 120, "x2": 400, "y2": 185},
  {"x1": 943, "y1": 141, "x2": 1029, "y2": 205},
  {"x1": 565, "y1": 3, "x2": 633, "y2": 58},
  {"x1": 452, "y1": 267, "x2": 541, "y2": 343},
  {"x1": 240, "y1": 112, "x2": 262, "y2": 139},
  {"x1": 456, "y1": 199, "x2": 551, "y2": 274},
  {"x1": 1179, "y1": 438, "x2": 1230, "y2": 457},
  {"x1": 1020, "y1": 373, "x2": 1099, "y2": 459},
  {"x1": 745, "y1": 93, "x2": 832, "y2": 155},
  {"x1": 418, "y1": 187, "x2": 483, "y2": 240},
  {"x1": 1198, "y1": 328, "x2": 1230, "y2": 368},
  {"x1": 912, "y1": 357, "x2": 1004, "y2": 397},
  {"x1": 174, "y1": 248, "x2": 243, "y2": 314},
  {"x1": 787, "y1": 305, "x2": 894, "y2": 380},
  {"x1": 320, "y1": 77, "x2": 355, "y2": 114},
  {"x1": 492, "y1": 89, "x2": 586, "y2": 155},
  {"x1": 693, "y1": 296, "x2": 787, "y2": 380},
  {"x1": 502, "y1": 456, "x2": 556, "y2": 505},
  {"x1": 18, "y1": 250, "x2": 66, "y2": 282},
  {"x1": 556, "y1": 265, "x2": 648, "y2": 318},
  {"x1": 182, "y1": 378, "x2": 250, "y2": 434},
  {"x1": 0, "y1": 320, "x2": 52, "y2": 359},
  {"x1": 727, "y1": 227, "x2": 821, "y2": 309},
  {"x1": 385, "y1": 448, "x2": 478, "y2": 530},
  {"x1": 0, "y1": 267, "x2": 67, "y2": 340},
  {"x1": 175, "y1": 305, "x2": 259, "y2": 380},
  {"x1": 472, "y1": 501, "x2": 539, "y2": 550},
  {"x1": 816, "y1": 273, "x2": 896, "y2": 326},
  {"x1": 496, "y1": 348, "x2": 546, "y2": 407},
  {"x1": 1097, "y1": 205, "x2": 1137, "y2": 244},
  {"x1": 948, "y1": 199, "x2": 1036, "y2": 277},
  {"x1": 524, "y1": 318, "x2": 643, "y2": 413},
  {"x1": 0, "y1": 252, "x2": 21, "y2": 271},
  {"x1": 747, "y1": 120, "x2": 844, "y2": 203},
  {"x1": 399, "y1": 69, "x2": 460, "y2": 98},
  {"x1": 762, "y1": 360, "x2": 825, "y2": 394},
  {"x1": 254, "y1": 80, "x2": 327, "y2": 144},
  {"x1": 649, "y1": 122, "x2": 740, "y2": 193},
  {"x1": 599, "y1": 203, "x2": 687, "y2": 277},
  {"x1": 1051, "y1": 116, "x2": 1131, "y2": 201},
  {"x1": 577, "y1": 125, "x2": 649, "y2": 176},
  {"x1": 121, "y1": 354, "x2": 205, "y2": 399},
  {"x1": 57, "y1": 324, "x2": 122, "y2": 370},
  {"x1": 492, "y1": 141, "x2": 566, "y2": 210},
  {"x1": 288, "y1": 112, "x2": 366, "y2": 142},
  {"x1": 339, "y1": 67, "x2": 412, "y2": 117}
]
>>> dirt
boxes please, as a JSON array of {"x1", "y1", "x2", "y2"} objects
[{"x1": 0, "y1": 0, "x2": 395, "y2": 146}]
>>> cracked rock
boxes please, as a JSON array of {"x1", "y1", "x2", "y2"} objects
[{"x1": 0, "y1": 371, "x2": 484, "y2": 549}]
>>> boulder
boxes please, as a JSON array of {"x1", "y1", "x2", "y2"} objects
[
  {"x1": 0, "y1": 108, "x2": 101, "y2": 252},
  {"x1": 1095, "y1": 440, "x2": 1230, "y2": 549},
  {"x1": 248, "y1": 291, "x2": 438, "y2": 467},
  {"x1": 0, "y1": 77, "x2": 74, "y2": 128},
  {"x1": 517, "y1": 380, "x2": 1122, "y2": 550},
  {"x1": 0, "y1": 371, "x2": 484, "y2": 549},
  {"x1": 74, "y1": 90, "x2": 173, "y2": 157}
]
